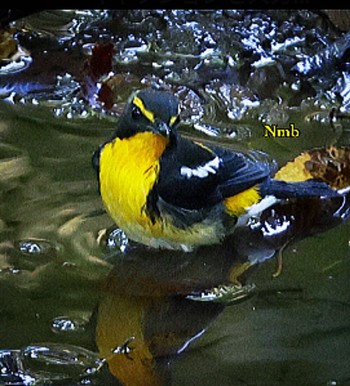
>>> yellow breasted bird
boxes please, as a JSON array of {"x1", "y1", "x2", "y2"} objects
[{"x1": 92, "y1": 89, "x2": 340, "y2": 252}]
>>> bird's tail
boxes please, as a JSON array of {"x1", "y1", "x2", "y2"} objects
[
  {"x1": 264, "y1": 146, "x2": 350, "y2": 201},
  {"x1": 261, "y1": 178, "x2": 341, "y2": 199}
]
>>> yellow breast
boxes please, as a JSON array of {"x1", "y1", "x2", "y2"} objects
[
  {"x1": 99, "y1": 132, "x2": 169, "y2": 242},
  {"x1": 99, "y1": 131, "x2": 227, "y2": 251}
]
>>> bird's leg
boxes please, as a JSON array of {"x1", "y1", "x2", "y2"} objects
[
  {"x1": 228, "y1": 261, "x2": 252, "y2": 286},
  {"x1": 272, "y1": 241, "x2": 290, "y2": 278}
]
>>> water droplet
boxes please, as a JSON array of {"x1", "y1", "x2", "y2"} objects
[
  {"x1": 20, "y1": 343, "x2": 104, "y2": 382},
  {"x1": 327, "y1": 380, "x2": 338, "y2": 386},
  {"x1": 0, "y1": 54, "x2": 32, "y2": 75},
  {"x1": 80, "y1": 377, "x2": 94, "y2": 384},
  {"x1": 186, "y1": 283, "x2": 256, "y2": 304},
  {"x1": 19, "y1": 241, "x2": 41, "y2": 255},
  {"x1": 9, "y1": 267, "x2": 20, "y2": 274},
  {"x1": 0, "y1": 349, "x2": 35, "y2": 385},
  {"x1": 51, "y1": 316, "x2": 87, "y2": 334},
  {"x1": 193, "y1": 123, "x2": 221, "y2": 137},
  {"x1": 105, "y1": 228, "x2": 129, "y2": 253},
  {"x1": 18, "y1": 239, "x2": 60, "y2": 257}
]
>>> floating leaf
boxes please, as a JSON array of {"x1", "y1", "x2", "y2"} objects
[
  {"x1": 275, "y1": 146, "x2": 350, "y2": 189},
  {"x1": 0, "y1": 29, "x2": 17, "y2": 60},
  {"x1": 86, "y1": 43, "x2": 114, "y2": 82},
  {"x1": 97, "y1": 73, "x2": 140, "y2": 111},
  {"x1": 81, "y1": 42, "x2": 115, "y2": 108}
]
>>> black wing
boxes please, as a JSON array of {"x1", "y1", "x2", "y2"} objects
[{"x1": 154, "y1": 136, "x2": 273, "y2": 210}]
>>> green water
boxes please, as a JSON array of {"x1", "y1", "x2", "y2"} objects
[
  {"x1": 0, "y1": 9, "x2": 350, "y2": 386},
  {"x1": 1, "y1": 101, "x2": 350, "y2": 386}
]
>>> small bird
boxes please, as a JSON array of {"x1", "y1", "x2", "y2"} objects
[{"x1": 93, "y1": 89, "x2": 339, "y2": 252}]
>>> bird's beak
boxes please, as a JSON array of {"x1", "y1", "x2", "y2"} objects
[{"x1": 153, "y1": 119, "x2": 171, "y2": 138}]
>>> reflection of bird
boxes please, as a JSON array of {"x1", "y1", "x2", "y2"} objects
[{"x1": 93, "y1": 89, "x2": 340, "y2": 252}]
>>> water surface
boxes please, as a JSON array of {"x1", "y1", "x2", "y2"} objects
[{"x1": 0, "y1": 10, "x2": 350, "y2": 386}]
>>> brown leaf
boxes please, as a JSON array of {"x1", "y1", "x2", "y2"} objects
[
  {"x1": 0, "y1": 28, "x2": 18, "y2": 60},
  {"x1": 81, "y1": 42, "x2": 115, "y2": 108},
  {"x1": 97, "y1": 73, "x2": 140, "y2": 111},
  {"x1": 275, "y1": 146, "x2": 350, "y2": 189},
  {"x1": 88, "y1": 43, "x2": 114, "y2": 81}
]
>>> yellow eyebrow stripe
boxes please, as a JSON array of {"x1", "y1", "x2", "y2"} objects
[
  {"x1": 169, "y1": 115, "x2": 178, "y2": 126},
  {"x1": 133, "y1": 96, "x2": 155, "y2": 123}
]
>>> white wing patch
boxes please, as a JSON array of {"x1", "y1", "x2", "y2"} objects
[{"x1": 180, "y1": 156, "x2": 222, "y2": 179}]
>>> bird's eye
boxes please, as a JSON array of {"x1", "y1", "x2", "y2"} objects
[{"x1": 132, "y1": 106, "x2": 142, "y2": 119}]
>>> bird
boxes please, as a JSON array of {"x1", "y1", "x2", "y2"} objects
[{"x1": 92, "y1": 88, "x2": 340, "y2": 253}]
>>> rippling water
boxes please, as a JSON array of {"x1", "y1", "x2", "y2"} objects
[{"x1": 0, "y1": 10, "x2": 350, "y2": 386}]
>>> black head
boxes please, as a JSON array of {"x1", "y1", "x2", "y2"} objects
[{"x1": 114, "y1": 89, "x2": 181, "y2": 139}]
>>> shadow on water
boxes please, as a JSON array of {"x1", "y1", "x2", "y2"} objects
[{"x1": 0, "y1": 9, "x2": 350, "y2": 386}]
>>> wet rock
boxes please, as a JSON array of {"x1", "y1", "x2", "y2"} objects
[{"x1": 321, "y1": 10, "x2": 350, "y2": 32}]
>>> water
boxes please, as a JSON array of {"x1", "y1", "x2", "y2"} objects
[{"x1": 0, "y1": 10, "x2": 350, "y2": 386}]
